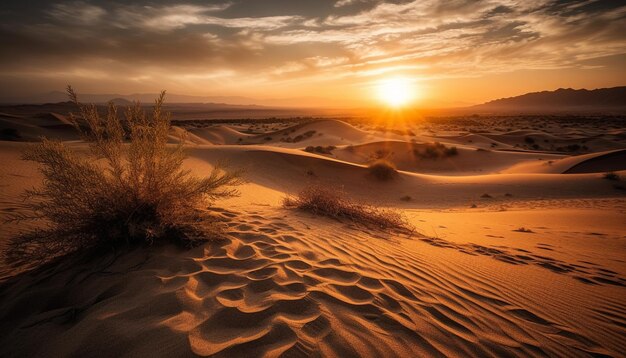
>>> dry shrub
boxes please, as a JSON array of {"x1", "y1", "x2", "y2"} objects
[
  {"x1": 414, "y1": 142, "x2": 458, "y2": 159},
  {"x1": 368, "y1": 159, "x2": 398, "y2": 181},
  {"x1": 304, "y1": 145, "x2": 335, "y2": 154},
  {"x1": 283, "y1": 186, "x2": 411, "y2": 231},
  {"x1": 514, "y1": 227, "x2": 534, "y2": 233},
  {"x1": 6, "y1": 87, "x2": 242, "y2": 267}
]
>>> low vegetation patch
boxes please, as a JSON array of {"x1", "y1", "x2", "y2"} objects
[
  {"x1": 367, "y1": 159, "x2": 398, "y2": 181},
  {"x1": 6, "y1": 87, "x2": 242, "y2": 267},
  {"x1": 283, "y1": 186, "x2": 411, "y2": 231},
  {"x1": 556, "y1": 144, "x2": 586, "y2": 152},
  {"x1": 514, "y1": 227, "x2": 534, "y2": 233},
  {"x1": 603, "y1": 172, "x2": 620, "y2": 181},
  {"x1": 284, "y1": 130, "x2": 317, "y2": 143},
  {"x1": 304, "y1": 145, "x2": 335, "y2": 154},
  {"x1": 414, "y1": 142, "x2": 458, "y2": 159}
]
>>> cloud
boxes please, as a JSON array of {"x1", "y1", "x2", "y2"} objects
[
  {"x1": 47, "y1": 2, "x2": 107, "y2": 24},
  {"x1": 111, "y1": 4, "x2": 301, "y2": 31},
  {"x1": 0, "y1": 0, "x2": 624, "y2": 101},
  {"x1": 334, "y1": 0, "x2": 368, "y2": 8}
]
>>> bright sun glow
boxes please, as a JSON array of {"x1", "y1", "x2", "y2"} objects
[{"x1": 376, "y1": 77, "x2": 415, "y2": 107}]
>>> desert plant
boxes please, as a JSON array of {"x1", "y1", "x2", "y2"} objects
[
  {"x1": 367, "y1": 159, "x2": 398, "y2": 181},
  {"x1": 6, "y1": 87, "x2": 242, "y2": 267},
  {"x1": 414, "y1": 142, "x2": 458, "y2": 159},
  {"x1": 283, "y1": 186, "x2": 411, "y2": 231},
  {"x1": 303, "y1": 145, "x2": 335, "y2": 155},
  {"x1": 603, "y1": 172, "x2": 620, "y2": 181},
  {"x1": 514, "y1": 227, "x2": 534, "y2": 233}
]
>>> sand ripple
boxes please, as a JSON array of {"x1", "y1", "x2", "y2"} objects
[{"x1": 0, "y1": 208, "x2": 624, "y2": 357}]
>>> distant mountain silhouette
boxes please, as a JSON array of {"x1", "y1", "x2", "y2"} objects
[
  {"x1": 108, "y1": 98, "x2": 134, "y2": 105},
  {"x1": 473, "y1": 86, "x2": 626, "y2": 113}
]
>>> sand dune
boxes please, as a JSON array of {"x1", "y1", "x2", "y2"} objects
[
  {"x1": 0, "y1": 112, "x2": 78, "y2": 141},
  {"x1": 236, "y1": 120, "x2": 403, "y2": 148},
  {"x1": 332, "y1": 140, "x2": 564, "y2": 175},
  {"x1": 0, "y1": 115, "x2": 624, "y2": 357},
  {"x1": 564, "y1": 149, "x2": 626, "y2": 174},
  {"x1": 504, "y1": 149, "x2": 626, "y2": 174},
  {"x1": 187, "y1": 125, "x2": 253, "y2": 145}
]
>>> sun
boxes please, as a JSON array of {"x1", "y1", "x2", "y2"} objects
[{"x1": 376, "y1": 77, "x2": 415, "y2": 108}]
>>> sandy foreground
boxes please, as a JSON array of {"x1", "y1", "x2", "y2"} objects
[{"x1": 0, "y1": 115, "x2": 625, "y2": 357}]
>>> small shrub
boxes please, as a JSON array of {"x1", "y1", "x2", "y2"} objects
[
  {"x1": 367, "y1": 160, "x2": 397, "y2": 181},
  {"x1": 481, "y1": 193, "x2": 492, "y2": 198},
  {"x1": 6, "y1": 87, "x2": 243, "y2": 268},
  {"x1": 303, "y1": 145, "x2": 335, "y2": 154},
  {"x1": 414, "y1": 142, "x2": 458, "y2": 159},
  {"x1": 603, "y1": 172, "x2": 620, "y2": 181},
  {"x1": 400, "y1": 195, "x2": 412, "y2": 202},
  {"x1": 283, "y1": 186, "x2": 411, "y2": 231},
  {"x1": 315, "y1": 145, "x2": 335, "y2": 154},
  {"x1": 514, "y1": 227, "x2": 534, "y2": 233},
  {"x1": 446, "y1": 146, "x2": 458, "y2": 156},
  {"x1": 291, "y1": 130, "x2": 316, "y2": 143},
  {"x1": 524, "y1": 136, "x2": 535, "y2": 144}
]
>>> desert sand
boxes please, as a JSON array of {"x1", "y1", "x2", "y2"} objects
[{"x1": 0, "y1": 112, "x2": 625, "y2": 357}]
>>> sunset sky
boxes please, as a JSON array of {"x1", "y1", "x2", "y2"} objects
[{"x1": 0, "y1": 0, "x2": 624, "y2": 107}]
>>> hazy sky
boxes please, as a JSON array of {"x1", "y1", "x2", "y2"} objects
[{"x1": 0, "y1": 0, "x2": 624, "y2": 106}]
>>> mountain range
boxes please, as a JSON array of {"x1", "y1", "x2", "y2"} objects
[
  {"x1": 472, "y1": 86, "x2": 625, "y2": 113},
  {"x1": 3, "y1": 86, "x2": 625, "y2": 113}
]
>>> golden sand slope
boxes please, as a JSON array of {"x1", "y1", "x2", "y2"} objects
[
  {"x1": 1, "y1": 207, "x2": 624, "y2": 357},
  {"x1": 0, "y1": 118, "x2": 625, "y2": 357}
]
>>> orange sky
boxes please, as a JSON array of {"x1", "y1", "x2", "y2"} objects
[{"x1": 0, "y1": 1, "x2": 624, "y2": 107}]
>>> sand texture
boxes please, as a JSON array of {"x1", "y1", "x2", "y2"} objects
[{"x1": 1, "y1": 115, "x2": 625, "y2": 357}]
